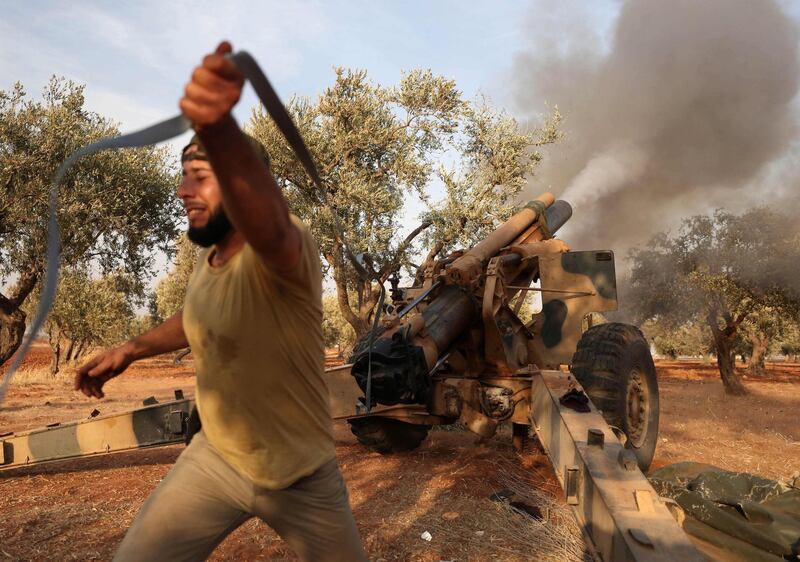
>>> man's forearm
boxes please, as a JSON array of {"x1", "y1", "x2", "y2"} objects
[
  {"x1": 197, "y1": 116, "x2": 299, "y2": 269},
  {"x1": 125, "y1": 311, "x2": 189, "y2": 361}
]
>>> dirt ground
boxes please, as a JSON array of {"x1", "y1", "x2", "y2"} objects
[{"x1": 1, "y1": 344, "x2": 799, "y2": 561}]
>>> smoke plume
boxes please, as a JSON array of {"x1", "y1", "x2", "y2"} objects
[{"x1": 513, "y1": 0, "x2": 800, "y2": 251}]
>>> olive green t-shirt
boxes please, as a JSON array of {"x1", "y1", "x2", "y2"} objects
[{"x1": 183, "y1": 215, "x2": 335, "y2": 489}]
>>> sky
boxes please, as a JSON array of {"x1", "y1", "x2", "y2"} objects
[
  {"x1": 4, "y1": 0, "x2": 798, "y2": 296},
  {"x1": 0, "y1": 0, "x2": 619, "y2": 293},
  {"x1": 0, "y1": 1, "x2": 616, "y2": 138}
]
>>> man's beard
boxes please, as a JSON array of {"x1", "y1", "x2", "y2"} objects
[{"x1": 187, "y1": 206, "x2": 233, "y2": 248}]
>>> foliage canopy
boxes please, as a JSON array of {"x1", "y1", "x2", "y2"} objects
[
  {"x1": 249, "y1": 67, "x2": 559, "y2": 336},
  {"x1": 628, "y1": 208, "x2": 800, "y2": 393},
  {"x1": 0, "y1": 78, "x2": 181, "y2": 364}
]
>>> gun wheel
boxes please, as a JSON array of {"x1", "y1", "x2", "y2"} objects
[
  {"x1": 571, "y1": 322, "x2": 659, "y2": 471},
  {"x1": 348, "y1": 417, "x2": 430, "y2": 454},
  {"x1": 626, "y1": 370, "x2": 649, "y2": 447}
]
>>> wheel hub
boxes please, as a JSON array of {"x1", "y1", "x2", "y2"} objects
[{"x1": 626, "y1": 369, "x2": 649, "y2": 447}]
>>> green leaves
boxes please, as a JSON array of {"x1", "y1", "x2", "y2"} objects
[
  {"x1": 248, "y1": 67, "x2": 560, "y2": 336},
  {"x1": 322, "y1": 294, "x2": 356, "y2": 349},
  {"x1": 422, "y1": 104, "x2": 561, "y2": 261},
  {"x1": 250, "y1": 67, "x2": 460, "y2": 264},
  {"x1": 0, "y1": 78, "x2": 181, "y2": 292},
  {"x1": 26, "y1": 267, "x2": 136, "y2": 348},
  {"x1": 155, "y1": 234, "x2": 198, "y2": 320},
  {"x1": 629, "y1": 207, "x2": 800, "y2": 347}
]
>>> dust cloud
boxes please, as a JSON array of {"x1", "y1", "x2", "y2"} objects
[{"x1": 513, "y1": 0, "x2": 800, "y2": 252}]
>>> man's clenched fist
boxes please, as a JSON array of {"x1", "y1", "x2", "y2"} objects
[{"x1": 179, "y1": 41, "x2": 244, "y2": 130}]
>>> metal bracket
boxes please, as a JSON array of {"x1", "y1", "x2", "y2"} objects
[
  {"x1": 165, "y1": 410, "x2": 187, "y2": 435},
  {"x1": 565, "y1": 466, "x2": 580, "y2": 505}
]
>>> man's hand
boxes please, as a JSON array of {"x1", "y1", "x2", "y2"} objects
[
  {"x1": 74, "y1": 345, "x2": 134, "y2": 399},
  {"x1": 180, "y1": 41, "x2": 244, "y2": 130}
]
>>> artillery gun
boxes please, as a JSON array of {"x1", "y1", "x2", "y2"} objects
[
  {"x1": 324, "y1": 192, "x2": 704, "y2": 560},
  {"x1": 1, "y1": 193, "x2": 704, "y2": 561},
  {"x1": 340, "y1": 192, "x2": 659, "y2": 471}
]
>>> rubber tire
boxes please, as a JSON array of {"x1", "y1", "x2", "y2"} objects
[
  {"x1": 570, "y1": 323, "x2": 659, "y2": 471},
  {"x1": 348, "y1": 417, "x2": 430, "y2": 454}
]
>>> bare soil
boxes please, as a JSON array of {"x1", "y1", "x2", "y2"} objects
[
  {"x1": 0, "y1": 344, "x2": 798, "y2": 561},
  {"x1": 654, "y1": 359, "x2": 800, "y2": 481}
]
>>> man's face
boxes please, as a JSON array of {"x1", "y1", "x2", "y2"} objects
[{"x1": 178, "y1": 148, "x2": 232, "y2": 247}]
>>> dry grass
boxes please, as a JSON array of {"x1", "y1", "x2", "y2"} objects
[
  {"x1": 426, "y1": 458, "x2": 588, "y2": 562},
  {"x1": 11, "y1": 360, "x2": 85, "y2": 385},
  {"x1": 12, "y1": 365, "x2": 58, "y2": 384},
  {"x1": 3, "y1": 353, "x2": 798, "y2": 560}
]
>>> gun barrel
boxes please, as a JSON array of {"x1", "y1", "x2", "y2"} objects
[
  {"x1": 349, "y1": 195, "x2": 571, "y2": 407},
  {"x1": 445, "y1": 192, "x2": 555, "y2": 284},
  {"x1": 466, "y1": 192, "x2": 554, "y2": 263}
]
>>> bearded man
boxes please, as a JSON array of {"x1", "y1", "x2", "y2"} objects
[{"x1": 75, "y1": 41, "x2": 367, "y2": 562}]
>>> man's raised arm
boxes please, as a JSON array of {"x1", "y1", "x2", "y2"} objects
[{"x1": 179, "y1": 41, "x2": 301, "y2": 273}]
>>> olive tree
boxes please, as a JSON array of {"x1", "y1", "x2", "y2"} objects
[
  {"x1": 628, "y1": 208, "x2": 800, "y2": 394},
  {"x1": 640, "y1": 319, "x2": 710, "y2": 359},
  {"x1": 779, "y1": 320, "x2": 800, "y2": 362},
  {"x1": 155, "y1": 234, "x2": 198, "y2": 320},
  {"x1": 29, "y1": 268, "x2": 136, "y2": 374},
  {"x1": 322, "y1": 294, "x2": 356, "y2": 352},
  {"x1": 250, "y1": 68, "x2": 560, "y2": 337},
  {"x1": 417, "y1": 104, "x2": 561, "y2": 278},
  {"x1": 0, "y1": 78, "x2": 181, "y2": 365},
  {"x1": 741, "y1": 307, "x2": 787, "y2": 376}
]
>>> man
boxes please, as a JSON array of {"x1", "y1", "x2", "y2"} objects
[{"x1": 74, "y1": 41, "x2": 367, "y2": 562}]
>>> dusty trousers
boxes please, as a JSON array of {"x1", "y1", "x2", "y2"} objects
[{"x1": 113, "y1": 432, "x2": 367, "y2": 562}]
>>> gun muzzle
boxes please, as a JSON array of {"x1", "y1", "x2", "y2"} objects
[{"x1": 545, "y1": 200, "x2": 572, "y2": 235}]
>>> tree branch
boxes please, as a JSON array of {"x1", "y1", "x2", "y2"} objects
[
  {"x1": 0, "y1": 291, "x2": 16, "y2": 316},
  {"x1": 325, "y1": 242, "x2": 365, "y2": 334},
  {"x1": 706, "y1": 302, "x2": 722, "y2": 337},
  {"x1": 378, "y1": 220, "x2": 432, "y2": 279},
  {"x1": 733, "y1": 300, "x2": 757, "y2": 327},
  {"x1": 10, "y1": 269, "x2": 40, "y2": 308},
  {"x1": 413, "y1": 216, "x2": 466, "y2": 284}
]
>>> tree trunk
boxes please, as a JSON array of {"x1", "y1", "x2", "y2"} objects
[
  {"x1": 747, "y1": 333, "x2": 769, "y2": 377},
  {"x1": 707, "y1": 306, "x2": 747, "y2": 395},
  {"x1": 414, "y1": 240, "x2": 445, "y2": 285},
  {"x1": 0, "y1": 270, "x2": 40, "y2": 366},
  {"x1": 412, "y1": 217, "x2": 465, "y2": 285},
  {"x1": 64, "y1": 338, "x2": 76, "y2": 363},
  {"x1": 325, "y1": 242, "x2": 368, "y2": 337},
  {"x1": 0, "y1": 306, "x2": 26, "y2": 366},
  {"x1": 73, "y1": 339, "x2": 81, "y2": 359},
  {"x1": 358, "y1": 278, "x2": 383, "y2": 330},
  {"x1": 714, "y1": 336, "x2": 745, "y2": 395},
  {"x1": 74, "y1": 341, "x2": 87, "y2": 361},
  {"x1": 48, "y1": 326, "x2": 62, "y2": 375}
]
